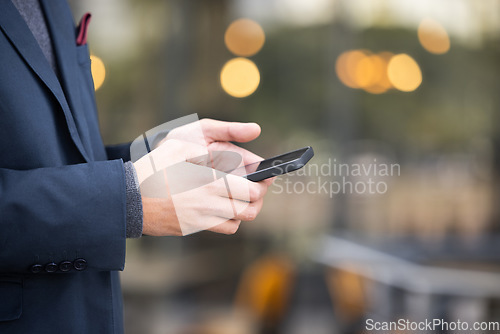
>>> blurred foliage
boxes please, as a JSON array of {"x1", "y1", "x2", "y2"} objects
[{"x1": 65, "y1": 0, "x2": 499, "y2": 149}]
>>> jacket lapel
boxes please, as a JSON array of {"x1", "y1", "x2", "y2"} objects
[
  {"x1": 0, "y1": 0, "x2": 90, "y2": 162},
  {"x1": 41, "y1": 0, "x2": 94, "y2": 161}
]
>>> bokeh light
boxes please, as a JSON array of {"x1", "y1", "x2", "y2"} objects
[
  {"x1": 355, "y1": 54, "x2": 379, "y2": 88},
  {"x1": 418, "y1": 18, "x2": 450, "y2": 55},
  {"x1": 364, "y1": 52, "x2": 394, "y2": 94},
  {"x1": 90, "y1": 55, "x2": 106, "y2": 90},
  {"x1": 387, "y1": 54, "x2": 422, "y2": 92},
  {"x1": 334, "y1": 51, "x2": 353, "y2": 87},
  {"x1": 225, "y1": 18, "x2": 265, "y2": 57},
  {"x1": 335, "y1": 50, "x2": 394, "y2": 94},
  {"x1": 220, "y1": 57, "x2": 260, "y2": 98},
  {"x1": 335, "y1": 50, "x2": 365, "y2": 89}
]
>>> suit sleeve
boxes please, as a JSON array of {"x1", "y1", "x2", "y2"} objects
[
  {"x1": 0, "y1": 159, "x2": 127, "y2": 273},
  {"x1": 105, "y1": 129, "x2": 170, "y2": 163},
  {"x1": 106, "y1": 143, "x2": 132, "y2": 161}
]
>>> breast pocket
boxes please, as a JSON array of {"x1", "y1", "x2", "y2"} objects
[{"x1": 0, "y1": 278, "x2": 23, "y2": 321}]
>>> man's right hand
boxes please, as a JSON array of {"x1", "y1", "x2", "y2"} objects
[{"x1": 134, "y1": 137, "x2": 270, "y2": 236}]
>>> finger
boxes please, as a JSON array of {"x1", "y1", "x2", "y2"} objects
[
  {"x1": 198, "y1": 188, "x2": 239, "y2": 218},
  {"x1": 206, "y1": 150, "x2": 244, "y2": 172},
  {"x1": 261, "y1": 177, "x2": 275, "y2": 187},
  {"x1": 209, "y1": 141, "x2": 263, "y2": 166},
  {"x1": 233, "y1": 198, "x2": 264, "y2": 221},
  {"x1": 215, "y1": 173, "x2": 268, "y2": 202},
  {"x1": 201, "y1": 119, "x2": 261, "y2": 143},
  {"x1": 208, "y1": 219, "x2": 242, "y2": 235},
  {"x1": 193, "y1": 179, "x2": 263, "y2": 218}
]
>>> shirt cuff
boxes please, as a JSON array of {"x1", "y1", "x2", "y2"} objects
[{"x1": 123, "y1": 161, "x2": 143, "y2": 238}]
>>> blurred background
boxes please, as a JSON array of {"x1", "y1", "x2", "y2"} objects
[{"x1": 69, "y1": 0, "x2": 500, "y2": 333}]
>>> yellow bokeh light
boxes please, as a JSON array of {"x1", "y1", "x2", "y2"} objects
[
  {"x1": 220, "y1": 57, "x2": 260, "y2": 98},
  {"x1": 335, "y1": 50, "x2": 394, "y2": 94},
  {"x1": 418, "y1": 18, "x2": 450, "y2": 55},
  {"x1": 335, "y1": 50, "x2": 367, "y2": 89},
  {"x1": 225, "y1": 18, "x2": 265, "y2": 57},
  {"x1": 345, "y1": 50, "x2": 368, "y2": 89},
  {"x1": 364, "y1": 52, "x2": 394, "y2": 94},
  {"x1": 356, "y1": 54, "x2": 383, "y2": 89},
  {"x1": 377, "y1": 52, "x2": 394, "y2": 89},
  {"x1": 335, "y1": 51, "x2": 355, "y2": 88},
  {"x1": 90, "y1": 55, "x2": 105, "y2": 90},
  {"x1": 387, "y1": 54, "x2": 422, "y2": 92}
]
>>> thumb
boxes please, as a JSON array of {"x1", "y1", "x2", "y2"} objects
[{"x1": 201, "y1": 119, "x2": 261, "y2": 143}]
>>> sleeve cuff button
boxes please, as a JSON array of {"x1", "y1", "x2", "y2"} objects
[
  {"x1": 30, "y1": 264, "x2": 43, "y2": 274},
  {"x1": 59, "y1": 261, "x2": 72, "y2": 272},
  {"x1": 45, "y1": 262, "x2": 58, "y2": 273},
  {"x1": 73, "y1": 258, "x2": 87, "y2": 271}
]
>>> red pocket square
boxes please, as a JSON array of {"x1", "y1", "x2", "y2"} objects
[{"x1": 76, "y1": 13, "x2": 92, "y2": 46}]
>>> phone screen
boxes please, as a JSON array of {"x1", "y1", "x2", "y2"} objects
[{"x1": 229, "y1": 147, "x2": 309, "y2": 177}]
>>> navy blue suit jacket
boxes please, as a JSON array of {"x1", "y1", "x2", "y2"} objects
[{"x1": 0, "y1": 1, "x2": 128, "y2": 333}]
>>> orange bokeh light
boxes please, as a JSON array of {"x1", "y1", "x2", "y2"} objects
[
  {"x1": 335, "y1": 50, "x2": 394, "y2": 94},
  {"x1": 418, "y1": 18, "x2": 450, "y2": 55},
  {"x1": 224, "y1": 18, "x2": 265, "y2": 57},
  {"x1": 90, "y1": 55, "x2": 106, "y2": 91}
]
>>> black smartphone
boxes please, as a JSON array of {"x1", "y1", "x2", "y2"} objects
[{"x1": 234, "y1": 146, "x2": 314, "y2": 182}]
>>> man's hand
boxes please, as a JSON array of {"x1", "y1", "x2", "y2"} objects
[{"x1": 136, "y1": 119, "x2": 272, "y2": 236}]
